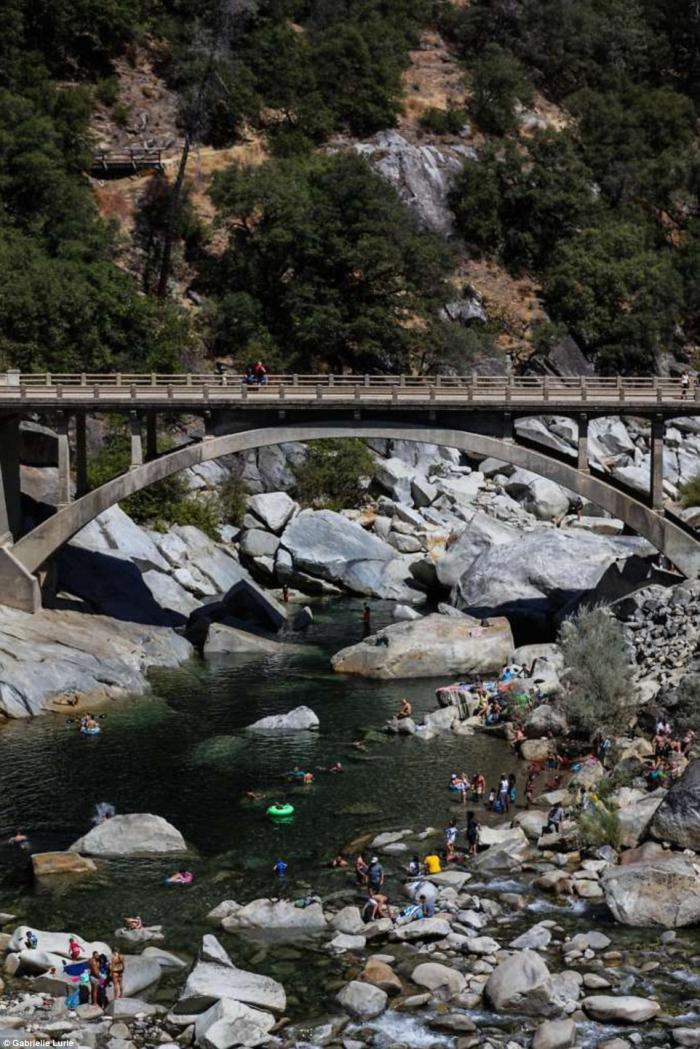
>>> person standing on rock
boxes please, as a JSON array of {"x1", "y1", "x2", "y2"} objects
[
  {"x1": 355, "y1": 853, "x2": 368, "y2": 885},
  {"x1": 444, "y1": 818, "x2": 458, "y2": 860},
  {"x1": 110, "y1": 947, "x2": 124, "y2": 999},
  {"x1": 466, "y1": 811, "x2": 480, "y2": 856},
  {"x1": 89, "y1": 951, "x2": 101, "y2": 1005},
  {"x1": 367, "y1": 856, "x2": 384, "y2": 891}
]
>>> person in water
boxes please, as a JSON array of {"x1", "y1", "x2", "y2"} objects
[
  {"x1": 466, "y1": 811, "x2": 481, "y2": 856},
  {"x1": 111, "y1": 947, "x2": 124, "y2": 999},
  {"x1": 124, "y1": 916, "x2": 144, "y2": 930},
  {"x1": 397, "y1": 698, "x2": 412, "y2": 720},
  {"x1": 166, "y1": 871, "x2": 193, "y2": 885},
  {"x1": 330, "y1": 852, "x2": 348, "y2": 868},
  {"x1": 8, "y1": 829, "x2": 29, "y2": 847},
  {"x1": 273, "y1": 858, "x2": 288, "y2": 878},
  {"x1": 362, "y1": 603, "x2": 371, "y2": 636}
]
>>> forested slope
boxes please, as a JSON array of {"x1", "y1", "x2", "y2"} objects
[{"x1": 2, "y1": 0, "x2": 700, "y2": 376}]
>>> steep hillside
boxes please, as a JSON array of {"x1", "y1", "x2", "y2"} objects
[{"x1": 2, "y1": 0, "x2": 700, "y2": 377}]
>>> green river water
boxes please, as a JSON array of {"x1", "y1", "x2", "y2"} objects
[{"x1": 0, "y1": 598, "x2": 699, "y2": 1038}]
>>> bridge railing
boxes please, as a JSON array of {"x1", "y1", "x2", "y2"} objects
[{"x1": 0, "y1": 372, "x2": 697, "y2": 403}]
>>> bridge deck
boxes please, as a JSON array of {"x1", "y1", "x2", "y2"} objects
[{"x1": 0, "y1": 374, "x2": 698, "y2": 411}]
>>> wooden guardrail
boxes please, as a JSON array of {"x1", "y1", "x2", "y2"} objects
[{"x1": 91, "y1": 148, "x2": 164, "y2": 174}]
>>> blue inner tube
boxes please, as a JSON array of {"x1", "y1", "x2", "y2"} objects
[{"x1": 81, "y1": 727, "x2": 101, "y2": 736}]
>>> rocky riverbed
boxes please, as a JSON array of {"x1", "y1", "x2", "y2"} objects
[{"x1": 2, "y1": 746, "x2": 700, "y2": 1049}]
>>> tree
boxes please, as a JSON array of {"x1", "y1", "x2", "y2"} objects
[
  {"x1": 207, "y1": 152, "x2": 455, "y2": 371},
  {"x1": 293, "y1": 439, "x2": 376, "y2": 510},
  {"x1": 451, "y1": 134, "x2": 597, "y2": 271},
  {"x1": 558, "y1": 606, "x2": 633, "y2": 739},
  {"x1": 543, "y1": 220, "x2": 683, "y2": 373},
  {"x1": 469, "y1": 44, "x2": 533, "y2": 135}
]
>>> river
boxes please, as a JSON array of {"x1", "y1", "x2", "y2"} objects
[{"x1": 1, "y1": 598, "x2": 698, "y2": 1031}]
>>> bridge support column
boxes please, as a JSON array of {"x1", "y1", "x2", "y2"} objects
[
  {"x1": 56, "y1": 412, "x2": 71, "y2": 509},
  {"x1": 577, "y1": 414, "x2": 589, "y2": 473},
  {"x1": 651, "y1": 415, "x2": 665, "y2": 510},
  {"x1": 130, "y1": 412, "x2": 143, "y2": 469},
  {"x1": 0, "y1": 416, "x2": 21, "y2": 545},
  {"x1": 145, "y1": 414, "x2": 158, "y2": 461},
  {"x1": 502, "y1": 411, "x2": 513, "y2": 441},
  {"x1": 75, "y1": 412, "x2": 89, "y2": 497}
]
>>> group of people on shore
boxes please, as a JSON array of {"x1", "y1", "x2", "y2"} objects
[
  {"x1": 28, "y1": 930, "x2": 125, "y2": 1007},
  {"x1": 644, "y1": 717, "x2": 695, "y2": 789}
]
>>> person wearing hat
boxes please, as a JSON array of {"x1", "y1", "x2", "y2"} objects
[{"x1": 367, "y1": 856, "x2": 384, "y2": 891}]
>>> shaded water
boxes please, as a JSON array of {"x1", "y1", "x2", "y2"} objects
[{"x1": 0, "y1": 599, "x2": 521, "y2": 1005}]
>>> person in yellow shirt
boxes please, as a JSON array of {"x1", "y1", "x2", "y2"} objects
[{"x1": 424, "y1": 852, "x2": 442, "y2": 874}]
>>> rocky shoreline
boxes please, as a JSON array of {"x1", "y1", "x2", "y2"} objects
[{"x1": 2, "y1": 743, "x2": 700, "y2": 1049}]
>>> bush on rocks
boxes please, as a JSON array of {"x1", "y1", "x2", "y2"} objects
[{"x1": 559, "y1": 606, "x2": 633, "y2": 739}]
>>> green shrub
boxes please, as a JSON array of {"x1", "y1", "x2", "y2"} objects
[
  {"x1": 680, "y1": 475, "x2": 700, "y2": 507},
  {"x1": 470, "y1": 44, "x2": 533, "y2": 136},
  {"x1": 95, "y1": 77, "x2": 120, "y2": 107},
  {"x1": 293, "y1": 439, "x2": 375, "y2": 510},
  {"x1": 558, "y1": 606, "x2": 633, "y2": 740},
  {"x1": 419, "y1": 106, "x2": 469, "y2": 134},
  {"x1": 578, "y1": 803, "x2": 621, "y2": 849},
  {"x1": 219, "y1": 474, "x2": 248, "y2": 526},
  {"x1": 87, "y1": 428, "x2": 223, "y2": 539},
  {"x1": 112, "y1": 102, "x2": 131, "y2": 127}
]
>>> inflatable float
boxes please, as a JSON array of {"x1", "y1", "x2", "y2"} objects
[{"x1": 266, "y1": 802, "x2": 295, "y2": 822}]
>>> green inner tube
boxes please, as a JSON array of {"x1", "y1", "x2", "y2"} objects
[{"x1": 267, "y1": 803, "x2": 295, "y2": 819}]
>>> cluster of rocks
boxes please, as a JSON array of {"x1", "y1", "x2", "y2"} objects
[
  {"x1": 613, "y1": 580, "x2": 700, "y2": 701},
  {"x1": 515, "y1": 413, "x2": 700, "y2": 511}
]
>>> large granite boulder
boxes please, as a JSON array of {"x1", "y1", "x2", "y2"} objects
[
  {"x1": 505, "y1": 470, "x2": 570, "y2": 521},
  {"x1": 9, "y1": 927, "x2": 110, "y2": 959},
  {"x1": 454, "y1": 530, "x2": 652, "y2": 623},
  {"x1": 203, "y1": 625, "x2": 294, "y2": 657},
  {"x1": 331, "y1": 612, "x2": 513, "y2": 679},
  {"x1": 411, "y1": 962, "x2": 466, "y2": 997},
  {"x1": 220, "y1": 899, "x2": 327, "y2": 937},
  {"x1": 336, "y1": 980, "x2": 388, "y2": 1019},
  {"x1": 435, "y1": 513, "x2": 518, "y2": 589},
  {"x1": 194, "y1": 997, "x2": 275, "y2": 1049},
  {"x1": 650, "y1": 759, "x2": 700, "y2": 849},
  {"x1": 601, "y1": 855, "x2": 700, "y2": 928},
  {"x1": 178, "y1": 960, "x2": 285, "y2": 1013},
  {"x1": 0, "y1": 605, "x2": 192, "y2": 718},
  {"x1": 246, "y1": 492, "x2": 297, "y2": 533},
  {"x1": 616, "y1": 791, "x2": 666, "y2": 848},
  {"x1": 31, "y1": 852, "x2": 97, "y2": 878},
  {"x1": 69, "y1": 814, "x2": 187, "y2": 857},
  {"x1": 484, "y1": 950, "x2": 556, "y2": 1016},
  {"x1": 581, "y1": 996, "x2": 660, "y2": 1023},
  {"x1": 279, "y1": 509, "x2": 424, "y2": 603},
  {"x1": 245, "y1": 705, "x2": 319, "y2": 732}
]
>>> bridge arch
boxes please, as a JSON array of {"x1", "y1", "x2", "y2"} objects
[{"x1": 8, "y1": 420, "x2": 700, "y2": 589}]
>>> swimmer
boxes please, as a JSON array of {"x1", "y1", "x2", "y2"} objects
[
  {"x1": 329, "y1": 762, "x2": 344, "y2": 773},
  {"x1": 8, "y1": 829, "x2": 28, "y2": 846},
  {"x1": 165, "y1": 871, "x2": 193, "y2": 885},
  {"x1": 397, "y1": 698, "x2": 412, "y2": 720},
  {"x1": 330, "y1": 852, "x2": 348, "y2": 868},
  {"x1": 124, "y1": 916, "x2": 144, "y2": 930},
  {"x1": 243, "y1": 790, "x2": 263, "y2": 801},
  {"x1": 273, "y1": 858, "x2": 288, "y2": 878}
]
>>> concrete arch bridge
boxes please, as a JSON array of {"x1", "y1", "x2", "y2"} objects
[{"x1": 0, "y1": 372, "x2": 698, "y2": 611}]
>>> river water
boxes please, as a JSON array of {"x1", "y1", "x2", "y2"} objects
[{"x1": 1, "y1": 598, "x2": 698, "y2": 1030}]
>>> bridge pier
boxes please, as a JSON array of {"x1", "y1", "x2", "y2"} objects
[
  {"x1": 130, "y1": 411, "x2": 143, "y2": 469},
  {"x1": 56, "y1": 412, "x2": 71, "y2": 508},
  {"x1": 651, "y1": 415, "x2": 665, "y2": 510},
  {"x1": 146, "y1": 414, "x2": 158, "y2": 460},
  {"x1": 577, "y1": 414, "x2": 589, "y2": 472},
  {"x1": 75, "y1": 412, "x2": 89, "y2": 497},
  {"x1": 0, "y1": 416, "x2": 21, "y2": 544}
]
